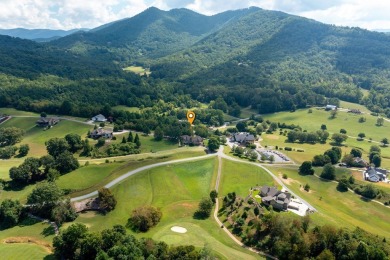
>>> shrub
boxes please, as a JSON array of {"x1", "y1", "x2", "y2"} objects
[
  {"x1": 297, "y1": 149, "x2": 304, "y2": 152},
  {"x1": 304, "y1": 184, "x2": 310, "y2": 191},
  {"x1": 128, "y1": 206, "x2": 162, "y2": 232},
  {"x1": 284, "y1": 147, "x2": 292, "y2": 151},
  {"x1": 282, "y1": 174, "x2": 288, "y2": 179}
]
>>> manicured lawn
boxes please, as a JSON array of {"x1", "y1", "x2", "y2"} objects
[
  {"x1": 0, "y1": 244, "x2": 53, "y2": 260},
  {"x1": 112, "y1": 132, "x2": 180, "y2": 153},
  {"x1": 0, "y1": 159, "x2": 23, "y2": 180},
  {"x1": 219, "y1": 159, "x2": 276, "y2": 198},
  {"x1": 262, "y1": 108, "x2": 389, "y2": 144},
  {"x1": 1, "y1": 117, "x2": 91, "y2": 157},
  {"x1": 65, "y1": 158, "x2": 261, "y2": 259},
  {"x1": 260, "y1": 131, "x2": 390, "y2": 167},
  {"x1": 268, "y1": 166, "x2": 390, "y2": 238},
  {"x1": 0, "y1": 108, "x2": 39, "y2": 116},
  {"x1": 0, "y1": 217, "x2": 54, "y2": 259}
]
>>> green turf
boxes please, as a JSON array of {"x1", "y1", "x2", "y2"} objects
[
  {"x1": 0, "y1": 108, "x2": 39, "y2": 116},
  {"x1": 0, "y1": 244, "x2": 53, "y2": 260},
  {"x1": 219, "y1": 159, "x2": 277, "y2": 198},
  {"x1": 65, "y1": 158, "x2": 261, "y2": 259},
  {"x1": 112, "y1": 132, "x2": 180, "y2": 153},
  {"x1": 0, "y1": 217, "x2": 55, "y2": 259},
  {"x1": 268, "y1": 166, "x2": 390, "y2": 238},
  {"x1": 339, "y1": 100, "x2": 371, "y2": 113},
  {"x1": 262, "y1": 108, "x2": 389, "y2": 142},
  {"x1": 1, "y1": 117, "x2": 91, "y2": 157}
]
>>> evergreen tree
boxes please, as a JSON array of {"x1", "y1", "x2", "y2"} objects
[
  {"x1": 127, "y1": 132, "x2": 133, "y2": 142},
  {"x1": 121, "y1": 136, "x2": 126, "y2": 143},
  {"x1": 134, "y1": 133, "x2": 141, "y2": 148}
]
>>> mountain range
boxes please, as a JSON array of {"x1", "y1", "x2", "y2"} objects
[
  {"x1": 0, "y1": 28, "x2": 88, "y2": 42},
  {"x1": 1, "y1": 6, "x2": 390, "y2": 116}
]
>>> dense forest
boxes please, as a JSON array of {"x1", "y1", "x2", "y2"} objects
[{"x1": 1, "y1": 7, "x2": 390, "y2": 118}]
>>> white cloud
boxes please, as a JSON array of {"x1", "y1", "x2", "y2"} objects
[{"x1": 0, "y1": 0, "x2": 389, "y2": 30}]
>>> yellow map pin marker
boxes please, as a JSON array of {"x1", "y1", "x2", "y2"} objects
[{"x1": 187, "y1": 111, "x2": 196, "y2": 124}]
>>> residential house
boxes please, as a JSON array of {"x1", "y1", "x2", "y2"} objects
[
  {"x1": 89, "y1": 128, "x2": 113, "y2": 139},
  {"x1": 260, "y1": 186, "x2": 291, "y2": 211},
  {"x1": 36, "y1": 117, "x2": 60, "y2": 127},
  {"x1": 181, "y1": 135, "x2": 203, "y2": 146},
  {"x1": 365, "y1": 167, "x2": 387, "y2": 182},
  {"x1": 325, "y1": 105, "x2": 337, "y2": 111},
  {"x1": 231, "y1": 132, "x2": 256, "y2": 145},
  {"x1": 92, "y1": 114, "x2": 107, "y2": 122},
  {"x1": 353, "y1": 157, "x2": 368, "y2": 167},
  {"x1": 0, "y1": 115, "x2": 9, "y2": 123}
]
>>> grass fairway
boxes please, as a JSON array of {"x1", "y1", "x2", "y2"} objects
[
  {"x1": 219, "y1": 159, "x2": 277, "y2": 198},
  {"x1": 267, "y1": 166, "x2": 390, "y2": 238},
  {"x1": 0, "y1": 218, "x2": 54, "y2": 259},
  {"x1": 262, "y1": 108, "x2": 389, "y2": 143},
  {"x1": 0, "y1": 244, "x2": 52, "y2": 260},
  {"x1": 1, "y1": 117, "x2": 91, "y2": 157},
  {"x1": 67, "y1": 158, "x2": 261, "y2": 259}
]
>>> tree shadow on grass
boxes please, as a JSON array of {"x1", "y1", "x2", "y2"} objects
[
  {"x1": 41, "y1": 226, "x2": 55, "y2": 237},
  {"x1": 360, "y1": 196, "x2": 373, "y2": 202},
  {"x1": 193, "y1": 211, "x2": 210, "y2": 220}
]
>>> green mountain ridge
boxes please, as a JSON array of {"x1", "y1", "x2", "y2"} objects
[{"x1": 1, "y1": 7, "x2": 390, "y2": 116}]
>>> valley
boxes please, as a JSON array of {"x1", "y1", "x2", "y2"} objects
[{"x1": 1, "y1": 4, "x2": 390, "y2": 260}]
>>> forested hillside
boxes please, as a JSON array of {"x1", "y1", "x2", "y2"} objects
[{"x1": 1, "y1": 7, "x2": 390, "y2": 117}]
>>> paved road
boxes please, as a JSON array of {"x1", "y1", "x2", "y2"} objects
[
  {"x1": 218, "y1": 152, "x2": 316, "y2": 212},
  {"x1": 213, "y1": 148, "x2": 277, "y2": 259},
  {"x1": 8, "y1": 115, "x2": 94, "y2": 126},
  {"x1": 71, "y1": 152, "x2": 218, "y2": 202}
]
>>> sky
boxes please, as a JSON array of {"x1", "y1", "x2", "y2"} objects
[{"x1": 0, "y1": 0, "x2": 390, "y2": 31}]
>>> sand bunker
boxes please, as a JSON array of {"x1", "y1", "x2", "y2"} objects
[{"x1": 171, "y1": 226, "x2": 187, "y2": 233}]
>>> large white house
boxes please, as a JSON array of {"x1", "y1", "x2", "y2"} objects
[{"x1": 92, "y1": 114, "x2": 107, "y2": 122}]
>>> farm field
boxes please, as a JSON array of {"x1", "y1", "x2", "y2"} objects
[
  {"x1": 266, "y1": 165, "x2": 390, "y2": 238},
  {"x1": 65, "y1": 158, "x2": 261, "y2": 259}
]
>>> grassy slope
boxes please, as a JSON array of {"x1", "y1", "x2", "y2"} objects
[
  {"x1": 1, "y1": 117, "x2": 91, "y2": 157},
  {"x1": 261, "y1": 108, "x2": 390, "y2": 167},
  {"x1": 268, "y1": 166, "x2": 390, "y2": 238},
  {"x1": 0, "y1": 108, "x2": 39, "y2": 116},
  {"x1": 65, "y1": 158, "x2": 261, "y2": 259},
  {"x1": 219, "y1": 159, "x2": 277, "y2": 198}
]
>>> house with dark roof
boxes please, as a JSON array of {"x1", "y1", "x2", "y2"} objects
[
  {"x1": 180, "y1": 135, "x2": 203, "y2": 146},
  {"x1": 231, "y1": 132, "x2": 256, "y2": 145},
  {"x1": 365, "y1": 167, "x2": 388, "y2": 182},
  {"x1": 92, "y1": 114, "x2": 107, "y2": 122},
  {"x1": 36, "y1": 117, "x2": 60, "y2": 127},
  {"x1": 89, "y1": 128, "x2": 113, "y2": 139},
  {"x1": 260, "y1": 186, "x2": 291, "y2": 211}
]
